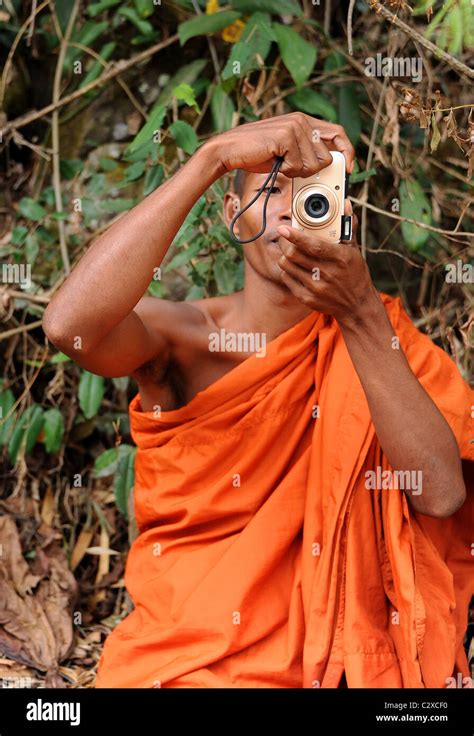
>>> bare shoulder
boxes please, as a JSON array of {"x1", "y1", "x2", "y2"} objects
[{"x1": 129, "y1": 293, "x2": 226, "y2": 381}]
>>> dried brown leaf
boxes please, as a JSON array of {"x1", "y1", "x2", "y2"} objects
[{"x1": 0, "y1": 516, "x2": 77, "y2": 679}]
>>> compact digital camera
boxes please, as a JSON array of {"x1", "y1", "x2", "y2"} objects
[{"x1": 291, "y1": 151, "x2": 352, "y2": 243}]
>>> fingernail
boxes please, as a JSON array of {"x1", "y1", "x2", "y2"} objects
[{"x1": 278, "y1": 226, "x2": 290, "y2": 238}]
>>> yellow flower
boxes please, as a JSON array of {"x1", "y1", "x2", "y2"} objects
[
  {"x1": 205, "y1": 0, "x2": 220, "y2": 13},
  {"x1": 205, "y1": 0, "x2": 247, "y2": 43},
  {"x1": 222, "y1": 19, "x2": 246, "y2": 43}
]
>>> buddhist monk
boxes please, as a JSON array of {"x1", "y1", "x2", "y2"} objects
[{"x1": 42, "y1": 113, "x2": 473, "y2": 689}]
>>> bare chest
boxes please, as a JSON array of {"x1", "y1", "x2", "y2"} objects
[{"x1": 134, "y1": 351, "x2": 247, "y2": 413}]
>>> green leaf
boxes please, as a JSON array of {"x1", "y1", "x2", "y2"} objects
[
  {"x1": 213, "y1": 252, "x2": 237, "y2": 294},
  {"x1": 348, "y1": 167, "x2": 376, "y2": 183},
  {"x1": 0, "y1": 389, "x2": 16, "y2": 447},
  {"x1": 147, "y1": 279, "x2": 166, "y2": 297},
  {"x1": 178, "y1": 11, "x2": 242, "y2": 45},
  {"x1": 173, "y1": 83, "x2": 200, "y2": 112},
  {"x1": 7, "y1": 404, "x2": 44, "y2": 463},
  {"x1": 123, "y1": 161, "x2": 146, "y2": 182},
  {"x1": 222, "y1": 41, "x2": 256, "y2": 81},
  {"x1": 125, "y1": 103, "x2": 167, "y2": 154},
  {"x1": 78, "y1": 41, "x2": 116, "y2": 89},
  {"x1": 167, "y1": 240, "x2": 203, "y2": 270},
  {"x1": 338, "y1": 83, "x2": 361, "y2": 145},
  {"x1": 8, "y1": 419, "x2": 25, "y2": 465},
  {"x1": 43, "y1": 408, "x2": 64, "y2": 454},
  {"x1": 286, "y1": 88, "x2": 337, "y2": 121},
  {"x1": 399, "y1": 179, "x2": 432, "y2": 252},
  {"x1": 25, "y1": 233, "x2": 40, "y2": 266},
  {"x1": 133, "y1": 0, "x2": 155, "y2": 17},
  {"x1": 86, "y1": 0, "x2": 122, "y2": 18},
  {"x1": 24, "y1": 405, "x2": 44, "y2": 454},
  {"x1": 273, "y1": 22, "x2": 316, "y2": 88},
  {"x1": 169, "y1": 120, "x2": 199, "y2": 155},
  {"x1": 323, "y1": 50, "x2": 346, "y2": 72},
  {"x1": 11, "y1": 226, "x2": 28, "y2": 245},
  {"x1": 66, "y1": 21, "x2": 108, "y2": 70},
  {"x1": 18, "y1": 197, "x2": 46, "y2": 221},
  {"x1": 156, "y1": 60, "x2": 208, "y2": 107},
  {"x1": 173, "y1": 196, "x2": 207, "y2": 244},
  {"x1": 222, "y1": 12, "x2": 275, "y2": 80},
  {"x1": 231, "y1": 0, "x2": 303, "y2": 16},
  {"x1": 143, "y1": 164, "x2": 164, "y2": 196},
  {"x1": 185, "y1": 284, "x2": 206, "y2": 300},
  {"x1": 50, "y1": 352, "x2": 71, "y2": 364},
  {"x1": 78, "y1": 371, "x2": 105, "y2": 419},
  {"x1": 210, "y1": 82, "x2": 236, "y2": 132},
  {"x1": 117, "y1": 6, "x2": 154, "y2": 36},
  {"x1": 99, "y1": 158, "x2": 119, "y2": 172},
  {"x1": 99, "y1": 198, "x2": 137, "y2": 213},
  {"x1": 447, "y1": 5, "x2": 462, "y2": 55},
  {"x1": 94, "y1": 447, "x2": 119, "y2": 477},
  {"x1": 113, "y1": 446, "x2": 136, "y2": 518},
  {"x1": 240, "y1": 11, "x2": 275, "y2": 48}
]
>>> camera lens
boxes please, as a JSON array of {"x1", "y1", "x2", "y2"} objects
[{"x1": 304, "y1": 194, "x2": 329, "y2": 219}]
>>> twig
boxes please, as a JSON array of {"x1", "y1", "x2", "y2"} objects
[
  {"x1": 0, "y1": 0, "x2": 50, "y2": 111},
  {"x1": 67, "y1": 42, "x2": 148, "y2": 121},
  {"x1": 360, "y1": 73, "x2": 390, "y2": 258},
  {"x1": 367, "y1": 1, "x2": 474, "y2": 80},
  {"x1": 256, "y1": 68, "x2": 351, "y2": 117},
  {"x1": 191, "y1": 0, "x2": 221, "y2": 79},
  {"x1": 350, "y1": 196, "x2": 473, "y2": 237},
  {"x1": 347, "y1": 0, "x2": 356, "y2": 56},
  {"x1": 324, "y1": 0, "x2": 332, "y2": 36},
  {"x1": 0, "y1": 33, "x2": 180, "y2": 139},
  {"x1": 51, "y1": 0, "x2": 81, "y2": 276},
  {"x1": 1, "y1": 289, "x2": 49, "y2": 304},
  {"x1": 365, "y1": 246, "x2": 425, "y2": 269},
  {"x1": 0, "y1": 320, "x2": 43, "y2": 341},
  {"x1": 453, "y1": 198, "x2": 474, "y2": 233}
]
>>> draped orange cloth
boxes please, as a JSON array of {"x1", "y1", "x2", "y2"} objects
[{"x1": 95, "y1": 293, "x2": 473, "y2": 688}]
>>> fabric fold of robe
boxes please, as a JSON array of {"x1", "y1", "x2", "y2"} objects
[{"x1": 95, "y1": 293, "x2": 473, "y2": 689}]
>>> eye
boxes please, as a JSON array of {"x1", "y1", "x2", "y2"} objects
[{"x1": 257, "y1": 186, "x2": 281, "y2": 194}]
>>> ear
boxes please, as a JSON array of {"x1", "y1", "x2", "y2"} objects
[{"x1": 223, "y1": 191, "x2": 241, "y2": 232}]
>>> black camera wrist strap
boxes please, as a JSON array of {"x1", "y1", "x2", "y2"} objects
[{"x1": 230, "y1": 156, "x2": 285, "y2": 244}]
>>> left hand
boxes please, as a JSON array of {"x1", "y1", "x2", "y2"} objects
[{"x1": 276, "y1": 199, "x2": 378, "y2": 327}]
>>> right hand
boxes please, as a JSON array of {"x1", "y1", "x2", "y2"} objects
[{"x1": 207, "y1": 112, "x2": 355, "y2": 178}]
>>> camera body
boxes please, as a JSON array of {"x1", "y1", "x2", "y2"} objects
[{"x1": 291, "y1": 151, "x2": 351, "y2": 243}]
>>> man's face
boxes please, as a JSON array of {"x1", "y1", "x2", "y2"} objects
[{"x1": 223, "y1": 172, "x2": 292, "y2": 283}]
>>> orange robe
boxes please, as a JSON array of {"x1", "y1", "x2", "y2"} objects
[{"x1": 95, "y1": 293, "x2": 473, "y2": 688}]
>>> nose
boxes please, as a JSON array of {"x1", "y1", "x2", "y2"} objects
[{"x1": 278, "y1": 189, "x2": 292, "y2": 223}]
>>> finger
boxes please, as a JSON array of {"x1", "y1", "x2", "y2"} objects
[
  {"x1": 279, "y1": 268, "x2": 315, "y2": 306},
  {"x1": 279, "y1": 252, "x2": 322, "y2": 290},
  {"x1": 293, "y1": 115, "x2": 333, "y2": 175},
  {"x1": 277, "y1": 123, "x2": 306, "y2": 178},
  {"x1": 278, "y1": 239, "x2": 320, "y2": 271},
  {"x1": 276, "y1": 225, "x2": 343, "y2": 261},
  {"x1": 315, "y1": 122, "x2": 356, "y2": 174}
]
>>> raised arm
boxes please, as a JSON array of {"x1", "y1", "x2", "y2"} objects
[{"x1": 42, "y1": 143, "x2": 223, "y2": 376}]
